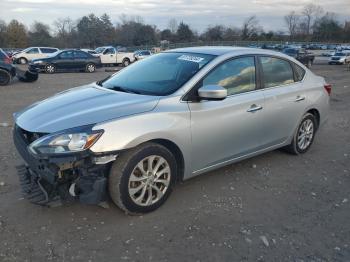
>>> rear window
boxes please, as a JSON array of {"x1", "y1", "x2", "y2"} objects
[
  {"x1": 293, "y1": 63, "x2": 306, "y2": 82},
  {"x1": 40, "y1": 48, "x2": 57, "y2": 53},
  {"x1": 74, "y1": 51, "x2": 89, "y2": 58},
  {"x1": 260, "y1": 56, "x2": 294, "y2": 88}
]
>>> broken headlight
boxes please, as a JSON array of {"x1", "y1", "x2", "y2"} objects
[{"x1": 28, "y1": 129, "x2": 103, "y2": 155}]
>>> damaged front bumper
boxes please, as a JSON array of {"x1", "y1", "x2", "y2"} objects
[{"x1": 13, "y1": 124, "x2": 116, "y2": 206}]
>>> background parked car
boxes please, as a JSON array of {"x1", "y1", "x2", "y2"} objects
[
  {"x1": 0, "y1": 48, "x2": 16, "y2": 85},
  {"x1": 29, "y1": 49, "x2": 101, "y2": 73},
  {"x1": 12, "y1": 47, "x2": 59, "y2": 64},
  {"x1": 328, "y1": 51, "x2": 350, "y2": 65},
  {"x1": 134, "y1": 50, "x2": 152, "y2": 60},
  {"x1": 95, "y1": 46, "x2": 135, "y2": 66},
  {"x1": 282, "y1": 48, "x2": 315, "y2": 68}
]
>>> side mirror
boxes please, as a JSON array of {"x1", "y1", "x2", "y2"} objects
[{"x1": 198, "y1": 85, "x2": 227, "y2": 101}]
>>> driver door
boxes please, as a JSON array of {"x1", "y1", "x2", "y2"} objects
[
  {"x1": 188, "y1": 56, "x2": 266, "y2": 173},
  {"x1": 100, "y1": 48, "x2": 116, "y2": 64}
]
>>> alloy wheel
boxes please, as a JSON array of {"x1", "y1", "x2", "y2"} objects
[
  {"x1": 128, "y1": 155, "x2": 171, "y2": 206},
  {"x1": 46, "y1": 65, "x2": 55, "y2": 73},
  {"x1": 297, "y1": 119, "x2": 314, "y2": 150},
  {"x1": 87, "y1": 64, "x2": 95, "y2": 73}
]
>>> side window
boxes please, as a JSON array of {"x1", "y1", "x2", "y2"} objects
[
  {"x1": 40, "y1": 48, "x2": 57, "y2": 53},
  {"x1": 26, "y1": 48, "x2": 39, "y2": 54},
  {"x1": 293, "y1": 63, "x2": 306, "y2": 82},
  {"x1": 104, "y1": 48, "x2": 115, "y2": 55},
  {"x1": 260, "y1": 57, "x2": 294, "y2": 88},
  {"x1": 74, "y1": 51, "x2": 88, "y2": 59},
  {"x1": 202, "y1": 56, "x2": 256, "y2": 96},
  {"x1": 59, "y1": 51, "x2": 74, "y2": 59}
]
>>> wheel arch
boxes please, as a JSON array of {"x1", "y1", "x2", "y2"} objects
[
  {"x1": 306, "y1": 108, "x2": 320, "y2": 129},
  {"x1": 142, "y1": 138, "x2": 185, "y2": 182}
]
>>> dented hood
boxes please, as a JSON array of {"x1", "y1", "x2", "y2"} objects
[{"x1": 15, "y1": 83, "x2": 160, "y2": 133}]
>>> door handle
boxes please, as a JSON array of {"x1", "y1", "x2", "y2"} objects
[
  {"x1": 295, "y1": 96, "x2": 305, "y2": 102},
  {"x1": 247, "y1": 104, "x2": 263, "y2": 113}
]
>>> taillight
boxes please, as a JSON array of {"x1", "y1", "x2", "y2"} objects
[
  {"x1": 324, "y1": 84, "x2": 332, "y2": 96},
  {"x1": 4, "y1": 57, "x2": 12, "y2": 64}
]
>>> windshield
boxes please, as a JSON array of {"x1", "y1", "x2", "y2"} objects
[
  {"x1": 101, "y1": 52, "x2": 215, "y2": 96},
  {"x1": 334, "y1": 52, "x2": 345, "y2": 56},
  {"x1": 95, "y1": 47, "x2": 106, "y2": 54}
]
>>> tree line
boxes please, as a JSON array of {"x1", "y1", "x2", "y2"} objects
[{"x1": 0, "y1": 4, "x2": 349, "y2": 49}]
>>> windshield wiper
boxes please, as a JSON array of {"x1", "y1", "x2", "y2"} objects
[{"x1": 110, "y1": 86, "x2": 141, "y2": 94}]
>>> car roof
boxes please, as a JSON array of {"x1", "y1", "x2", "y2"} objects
[{"x1": 166, "y1": 46, "x2": 289, "y2": 58}]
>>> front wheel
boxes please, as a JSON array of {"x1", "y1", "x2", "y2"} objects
[
  {"x1": 109, "y1": 143, "x2": 177, "y2": 214},
  {"x1": 85, "y1": 63, "x2": 96, "y2": 73},
  {"x1": 0, "y1": 69, "x2": 11, "y2": 86},
  {"x1": 45, "y1": 64, "x2": 55, "y2": 74},
  {"x1": 284, "y1": 113, "x2": 317, "y2": 155}
]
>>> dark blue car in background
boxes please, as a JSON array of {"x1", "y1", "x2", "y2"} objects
[{"x1": 29, "y1": 49, "x2": 102, "y2": 74}]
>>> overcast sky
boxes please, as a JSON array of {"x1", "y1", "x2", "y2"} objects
[{"x1": 1, "y1": 0, "x2": 349, "y2": 32}]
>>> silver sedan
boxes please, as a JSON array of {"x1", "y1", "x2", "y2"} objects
[{"x1": 13, "y1": 47, "x2": 330, "y2": 214}]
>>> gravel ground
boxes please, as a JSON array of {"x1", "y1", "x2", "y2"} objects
[{"x1": 0, "y1": 60, "x2": 349, "y2": 262}]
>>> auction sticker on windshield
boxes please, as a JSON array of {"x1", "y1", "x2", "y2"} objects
[{"x1": 178, "y1": 55, "x2": 205, "y2": 63}]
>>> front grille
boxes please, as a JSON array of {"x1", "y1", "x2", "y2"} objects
[{"x1": 15, "y1": 125, "x2": 47, "y2": 145}]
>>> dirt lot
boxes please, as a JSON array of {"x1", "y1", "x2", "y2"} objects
[{"x1": 0, "y1": 60, "x2": 349, "y2": 262}]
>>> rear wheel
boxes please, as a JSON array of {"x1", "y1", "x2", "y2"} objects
[
  {"x1": 284, "y1": 113, "x2": 317, "y2": 155},
  {"x1": 109, "y1": 142, "x2": 177, "y2": 214},
  {"x1": 0, "y1": 69, "x2": 11, "y2": 86},
  {"x1": 19, "y1": 57, "x2": 28, "y2": 64},
  {"x1": 122, "y1": 58, "x2": 130, "y2": 67},
  {"x1": 307, "y1": 60, "x2": 312, "y2": 68},
  {"x1": 45, "y1": 64, "x2": 55, "y2": 74},
  {"x1": 85, "y1": 63, "x2": 96, "y2": 73}
]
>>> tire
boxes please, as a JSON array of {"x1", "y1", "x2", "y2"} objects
[
  {"x1": 284, "y1": 113, "x2": 317, "y2": 155},
  {"x1": 109, "y1": 142, "x2": 177, "y2": 214},
  {"x1": 85, "y1": 63, "x2": 96, "y2": 73},
  {"x1": 307, "y1": 60, "x2": 312, "y2": 68},
  {"x1": 45, "y1": 64, "x2": 55, "y2": 74},
  {"x1": 19, "y1": 57, "x2": 28, "y2": 64},
  {"x1": 0, "y1": 69, "x2": 11, "y2": 86},
  {"x1": 122, "y1": 58, "x2": 130, "y2": 67}
]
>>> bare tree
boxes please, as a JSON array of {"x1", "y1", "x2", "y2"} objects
[
  {"x1": 53, "y1": 17, "x2": 75, "y2": 47},
  {"x1": 302, "y1": 4, "x2": 323, "y2": 36},
  {"x1": 241, "y1": 16, "x2": 261, "y2": 40},
  {"x1": 168, "y1": 18, "x2": 178, "y2": 34},
  {"x1": 284, "y1": 11, "x2": 299, "y2": 40}
]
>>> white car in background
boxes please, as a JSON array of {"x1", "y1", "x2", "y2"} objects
[
  {"x1": 80, "y1": 49, "x2": 100, "y2": 57},
  {"x1": 329, "y1": 51, "x2": 350, "y2": 65},
  {"x1": 134, "y1": 50, "x2": 152, "y2": 61},
  {"x1": 95, "y1": 46, "x2": 135, "y2": 67},
  {"x1": 13, "y1": 47, "x2": 59, "y2": 64}
]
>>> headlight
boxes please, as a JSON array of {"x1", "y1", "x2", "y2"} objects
[
  {"x1": 28, "y1": 130, "x2": 103, "y2": 155},
  {"x1": 33, "y1": 60, "x2": 43, "y2": 64}
]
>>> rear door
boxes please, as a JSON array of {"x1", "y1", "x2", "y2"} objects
[
  {"x1": 188, "y1": 56, "x2": 266, "y2": 172},
  {"x1": 56, "y1": 50, "x2": 75, "y2": 70},
  {"x1": 74, "y1": 51, "x2": 89, "y2": 69},
  {"x1": 259, "y1": 56, "x2": 307, "y2": 147}
]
